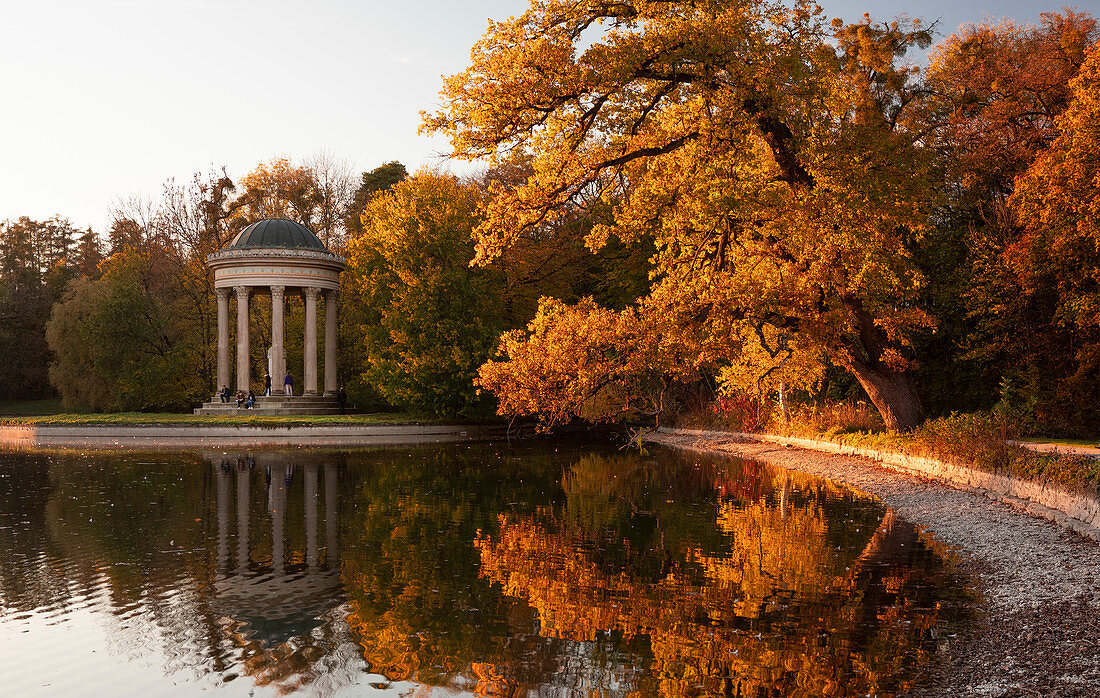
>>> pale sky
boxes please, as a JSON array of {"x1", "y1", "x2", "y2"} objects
[{"x1": 2, "y1": 0, "x2": 1096, "y2": 233}]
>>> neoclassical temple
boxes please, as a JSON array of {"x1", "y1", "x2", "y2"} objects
[{"x1": 196, "y1": 219, "x2": 346, "y2": 414}]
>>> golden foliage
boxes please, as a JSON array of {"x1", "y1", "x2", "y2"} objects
[
  {"x1": 343, "y1": 171, "x2": 498, "y2": 416},
  {"x1": 475, "y1": 475, "x2": 950, "y2": 697},
  {"x1": 477, "y1": 296, "x2": 708, "y2": 425},
  {"x1": 426, "y1": 0, "x2": 941, "y2": 430},
  {"x1": 1010, "y1": 45, "x2": 1100, "y2": 333},
  {"x1": 716, "y1": 322, "x2": 825, "y2": 397},
  {"x1": 235, "y1": 157, "x2": 319, "y2": 224}
]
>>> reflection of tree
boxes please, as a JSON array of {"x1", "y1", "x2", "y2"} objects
[
  {"x1": 0, "y1": 455, "x2": 65, "y2": 612},
  {"x1": 339, "y1": 443, "x2": 567, "y2": 689},
  {"x1": 0, "y1": 445, "x2": 970, "y2": 696},
  {"x1": 477, "y1": 453, "x2": 968, "y2": 696},
  {"x1": 0, "y1": 445, "x2": 572, "y2": 694}
]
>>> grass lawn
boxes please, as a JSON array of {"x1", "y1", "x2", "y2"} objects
[
  {"x1": 0, "y1": 411, "x2": 440, "y2": 427},
  {"x1": 0, "y1": 398, "x2": 67, "y2": 415},
  {"x1": 0, "y1": 398, "x2": 449, "y2": 426}
]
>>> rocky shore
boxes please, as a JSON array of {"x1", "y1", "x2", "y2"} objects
[{"x1": 646, "y1": 431, "x2": 1100, "y2": 696}]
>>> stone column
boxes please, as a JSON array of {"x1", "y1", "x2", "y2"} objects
[
  {"x1": 234, "y1": 286, "x2": 251, "y2": 392},
  {"x1": 304, "y1": 287, "x2": 320, "y2": 395},
  {"x1": 305, "y1": 465, "x2": 318, "y2": 569},
  {"x1": 216, "y1": 288, "x2": 230, "y2": 393},
  {"x1": 236, "y1": 466, "x2": 249, "y2": 575},
  {"x1": 270, "y1": 285, "x2": 286, "y2": 396},
  {"x1": 270, "y1": 463, "x2": 286, "y2": 575},
  {"x1": 324, "y1": 462, "x2": 338, "y2": 567},
  {"x1": 217, "y1": 464, "x2": 229, "y2": 574},
  {"x1": 324, "y1": 290, "x2": 338, "y2": 396}
]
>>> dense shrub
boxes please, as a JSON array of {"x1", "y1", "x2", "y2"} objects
[
  {"x1": 708, "y1": 394, "x2": 769, "y2": 433},
  {"x1": 786, "y1": 401, "x2": 883, "y2": 436}
]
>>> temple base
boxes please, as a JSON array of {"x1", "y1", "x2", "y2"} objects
[{"x1": 194, "y1": 394, "x2": 350, "y2": 416}]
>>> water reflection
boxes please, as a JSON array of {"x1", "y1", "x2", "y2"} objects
[
  {"x1": 475, "y1": 455, "x2": 961, "y2": 696},
  {"x1": 210, "y1": 455, "x2": 347, "y2": 690},
  {"x1": 0, "y1": 443, "x2": 971, "y2": 696}
]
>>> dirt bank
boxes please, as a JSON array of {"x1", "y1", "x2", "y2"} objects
[{"x1": 647, "y1": 431, "x2": 1100, "y2": 696}]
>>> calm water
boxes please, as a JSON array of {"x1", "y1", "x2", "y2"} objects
[{"x1": 0, "y1": 441, "x2": 972, "y2": 697}]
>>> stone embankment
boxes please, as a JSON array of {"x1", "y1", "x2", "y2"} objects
[
  {"x1": 0, "y1": 423, "x2": 525, "y2": 449},
  {"x1": 648, "y1": 428, "x2": 1100, "y2": 696}
]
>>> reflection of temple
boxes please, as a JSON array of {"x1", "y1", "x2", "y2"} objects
[{"x1": 210, "y1": 452, "x2": 346, "y2": 653}]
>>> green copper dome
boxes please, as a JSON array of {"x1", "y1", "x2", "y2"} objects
[{"x1": 225, "y1": 219, "x2": 327, "y2": 251}]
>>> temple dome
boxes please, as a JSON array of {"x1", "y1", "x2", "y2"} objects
[{"x1": 225, "y1": 218, "x2": 327, "y2": 251}]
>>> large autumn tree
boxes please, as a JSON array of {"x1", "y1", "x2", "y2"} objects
[
  {"x1": 233, "y1": 155, "x2": 357, "y2": 248},
  {"x1": 47, "y1": 247, "x2": 205, "y2": 411},
  {"x1": 425, "y1": 0, "x2": 939, "y2": 431},
  {"x1": 46, "y1": 171, "x2": 240, "y2": 410}
]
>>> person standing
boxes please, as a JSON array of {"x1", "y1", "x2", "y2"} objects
[
  {"x1": 262, "y1": 373, "x2": 272, "y2": 396},
  {"x1": 283, "y1": 371, "x2": 293, "y2": 397}
]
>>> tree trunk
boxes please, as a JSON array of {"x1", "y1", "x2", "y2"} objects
[
  {"x1": 778, "y1": 379, "x2": 790, "y2": 424},
  {"x1": 836, "y1": 293, "x2": 926, "y2": 432},
  {"x1": 841, "y1": 511, "x2": 919, "y2": 590},
  {"x1": 848, "y1": 359, "x2": 925, "y2": 432}
]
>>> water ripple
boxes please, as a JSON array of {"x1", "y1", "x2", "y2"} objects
[{"x1": 0, "y1": 445, "x2": 974, "y2": 697}]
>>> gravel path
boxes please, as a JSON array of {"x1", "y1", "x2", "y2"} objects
[{"x1": 648, "y1": 432, "x2": 1100, "y2": 696}]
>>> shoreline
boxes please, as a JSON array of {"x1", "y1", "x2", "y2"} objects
[
  {"x1": 0, "y1": 422, "x2": 525, "y2": 448},
  {"x1": 659, "y1": 427, "x2": 1100, "y2": 541},
  {"x1": 647, "y1": 430, "x2": 1100, "y2": 695}
]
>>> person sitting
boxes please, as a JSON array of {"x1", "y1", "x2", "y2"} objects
[
  {"x1": 219, "y1": 385, "x2": 231, "y2": 403},
  {"x1": 246, "y1": 390, "x2": 256, "y2": 409},
  {"x1": 236, "y1": 390, "x2": 245, "y2": 408}
]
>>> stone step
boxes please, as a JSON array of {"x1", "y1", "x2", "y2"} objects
[
  {"x1": 194, "y1": 406, "x2": 346, "y2": 415},
  {"x1": 209, "y1": 394, "x2": 338, "y2": 402},
  {"x1": 195, "y1": 396, "x2": 352, "y2": 416},
  {"x1": 257, "y1": 396, "x2": 338, "y2": 403}
]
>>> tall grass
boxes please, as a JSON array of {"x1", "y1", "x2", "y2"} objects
[
  {"x1": 671, "y1": 394, "x2": 884, "y2": 436},
  {"x1": 910, "y1": 412, "x2": 1100, "y2": 495},
  {"x1": 784, "y1": 401, "x2": 883, "y2": 436},
  {"x1": 671, "y1": 393, "x2": 772, "y2": 432}
]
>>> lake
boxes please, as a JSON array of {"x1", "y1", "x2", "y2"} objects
[{"x1": 0, "y1": 440, "x2": 972, "y2": 696}]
